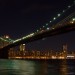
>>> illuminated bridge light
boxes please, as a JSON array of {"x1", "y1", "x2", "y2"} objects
[
  {"x1": 13, "y1": 41, "x2": 17, "y2": 43},
  {"x1": 50, "y1": 21, "x2": 52, "y2": 23},
  {"x1": 30, "y1": 33, "x2": 34, "y2": 36},
  {"x1": 46, "y1": 23, "x2": 48, "y2": 26},
  {"x1": 0, "y1": 37, "x2": 14, "y2": 43},
  {"x1": 22, "y1": 37, "x2": 27, "y2": 39},
  {"x1": 37, "y1": 30, "x2": 39, "y2": 32},
  {"x1": 14, "y1": 39, "x2": 23, "y2": 43},
  {"x1": 63, "y1": 10, "x2": 65, "y2": 13},
  {"x1": 58, "y1": 14, "x2": 61, "y2": 17},
  {"x1": 17, "y1": 39, "x2": 21, "y2": 41},
  {"x1": 25, "y1": 35, "x2": 29, "y2": 38},
  {"x1": 73, "y1": 18, "x2": 75, "y2": 21},
  {"x1": 68, "y1": 5, "x2": 71, "y2": 8},
  {"x1": 22, "y1": 33, "x2": 35, "y2": 39},
  {"x1": 53, "y1": 17, "x2": 56, "y2": 20},
  {"x1": 13, "y1": 33, "x2": 34, "y2": 43}
]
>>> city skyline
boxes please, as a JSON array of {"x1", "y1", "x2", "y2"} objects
[{"x1": 0, "y1": 0, "x2": 75, "y2": 51}]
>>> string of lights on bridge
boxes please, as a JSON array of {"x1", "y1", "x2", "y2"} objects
[
  {"x1": 0, "y1": 36, "x2": 14, "y2": 43},
  {"x1": 36, "y1": 0, "x2": 75, "y2": 32},
  {"x1": 13, "y1": 0, "x2": 75, "y2": 43}
]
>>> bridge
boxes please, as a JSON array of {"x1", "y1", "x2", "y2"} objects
[{"x1": 0, "y1": 1, "x2": 75, "y2": 58}]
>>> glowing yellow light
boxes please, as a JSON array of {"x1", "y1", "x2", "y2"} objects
[
  {"x1": 58, "y1": 57, "x2": 65, "y2": 59},
  {"x1": 5, "y1": 35, "x2": 9, "y2": 38},
  {"x1": 52, "y1": 56, "x2": 56, "y2": 59},
  {"x1": 23, "y1": 44, "x2": 25, "y2": 45},
  {"x1": 67, "y1": 55, "x2": 74, "y2": 58}
]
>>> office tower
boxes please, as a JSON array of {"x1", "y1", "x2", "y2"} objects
[
  {"x1": 20, "y1": 44, "x2": 25, "y2": 51},
  {"x1": 63, "y1": 44, "x2": 67, "y2": 59}
]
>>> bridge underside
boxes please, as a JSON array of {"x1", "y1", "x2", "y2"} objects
[{"x1": 0, "y1": 48, "x2": 8, "y2": 59}]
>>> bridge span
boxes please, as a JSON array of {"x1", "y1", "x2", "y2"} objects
[{"x1": 0, "y1": 23, "x2": 75, "y2": 58}]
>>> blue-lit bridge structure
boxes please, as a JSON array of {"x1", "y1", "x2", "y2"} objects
[{"x1": 0, "y1": 1, "x2": 75, "y2": 58}]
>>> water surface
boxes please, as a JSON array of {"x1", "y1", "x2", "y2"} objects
[{"x1": 0, "y1": 59, "x2": 75, "y2": 75}]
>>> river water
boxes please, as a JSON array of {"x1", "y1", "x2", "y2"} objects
[{"x1": 0, "y1": 59, "x2": 75, "y2": 75}]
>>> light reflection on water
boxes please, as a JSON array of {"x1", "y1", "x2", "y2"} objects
[{"x1": 0, "y1": 59, "x2": 75, "y2": 75}]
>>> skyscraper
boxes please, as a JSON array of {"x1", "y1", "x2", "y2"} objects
[
  {"x1": 20, "y1": 44, "x2": 25, "y2": 51},
  {"x1": 63, "y1": 44, "x2": 68, "y2": 59}
]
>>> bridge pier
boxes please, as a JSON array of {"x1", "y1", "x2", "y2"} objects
[{"x1": 0, "y1": 49, "x2": 8, "y2": 59}]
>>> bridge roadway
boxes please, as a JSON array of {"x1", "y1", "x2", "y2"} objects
[{"x1": 0, "y1": 23, "x2": 75, "y2": 58}]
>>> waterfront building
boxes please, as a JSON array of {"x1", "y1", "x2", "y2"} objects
[
  {"x1": 20, "y1": 44, "x2": 25, "y2": 51},
  {"x1": 63, "y1": 44, "x2": 68, "y2": 59}
]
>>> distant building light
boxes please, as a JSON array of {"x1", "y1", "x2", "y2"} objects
[
  {"x1": 52, "y1": 56, "x2": 56, "y2": 59},
  {"x1": 58, "y1": 57, "x2": 65, "y2": 59},
  {"x1": 67, "y1": 55, "x2": 74, "y2": 58},
  {"x1": 70, "y1": 21, "x2": 74, "y2": 24},
  {"x1": 23, "y1": 44, "x2": 25, "y2": 45}
]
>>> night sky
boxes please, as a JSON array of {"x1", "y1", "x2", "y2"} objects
[{"x1": 0, "y1": 0, "x2": 75, "y2": 51}]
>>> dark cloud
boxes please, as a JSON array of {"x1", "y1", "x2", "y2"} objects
[{"x1": 20, "y1": 4, "x2": 54, "y2": 14}]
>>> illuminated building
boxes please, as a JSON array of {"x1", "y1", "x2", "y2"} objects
[
  {"x1": 20, "y1": 44, "x2": 25, "y2": 51},
  {"x1": 63, "y1": 44, "x2": 68, "y2": 59}
]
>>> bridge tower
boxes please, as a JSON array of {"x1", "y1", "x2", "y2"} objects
[{"x1": 0, "y1": 35, "x2": 12, "y2": 59}]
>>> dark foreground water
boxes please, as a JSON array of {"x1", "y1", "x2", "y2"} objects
[{"x1": 0, "y1": 59, "x2": 75, "y2": 75}]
